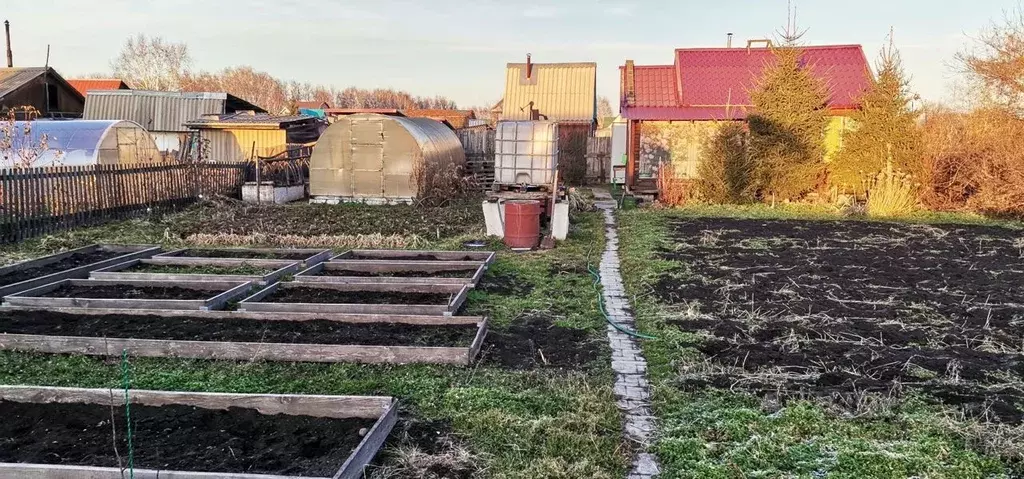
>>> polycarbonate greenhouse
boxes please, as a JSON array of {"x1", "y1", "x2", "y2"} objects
[{"x1": 0, "y1": 120, "x2": 161, "y2": 167}]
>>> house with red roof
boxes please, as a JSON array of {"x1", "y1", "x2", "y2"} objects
[
  {"x1": 67, "y1": 78, "x2": 129, "y2": 97},
  {"x1": 619, "y1": 42, "x2": 872, "y2": 193}
]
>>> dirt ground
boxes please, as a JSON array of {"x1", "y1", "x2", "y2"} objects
[
  {"x1": 0, "y1": 401, "x2": 373, "y2": 476},
  {"x1": 263, "y1": 287, "x2": 454, "y2": 305},
  {"x1": 0, "y1": 309, "x2": 478, "y2": 346},
  {"x1": 655, "y1": 217, "x2": 1024, "y2": 423},
  {"x1": 0, "y1": 251, "x2": 124, "y2": 287},
  {"x1": 318, "y1": 268, "x2": 475, "y2": 278},
  {"x1": 174, "y1": 248, "x2": 315, "y2": 260},
  {"x1": 42, "y1": 284, "x2": 215, "y2": 300},
  {"x1": 479, "y1": 313, "x2": 603, "y2": 370}
]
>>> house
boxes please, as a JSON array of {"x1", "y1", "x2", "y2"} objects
[
  {"x1": 83, "y1": 90, "x2": 265, "y2": 160},
  {"x1": 294, "y1": 100, "x2": 332, "y2": 111},
  {"x1": 404, "y1": 109, "x2": 477, "y2": 129},
  {"x1": 0, "y1": 67, "x2": 84, "y2": 118},
  {"x1": 183, "y1": 111, "x2": 323, "y2": 162},
  {"x1": 67, "y1": 79, "x2": 130, "y2": 97},
  {"x1": 619, "y1": 42, "x2": 872, "y2": 193}
]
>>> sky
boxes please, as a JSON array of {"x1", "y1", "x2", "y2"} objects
[{"x1": 4, "y1": 0, "x2": 1020, "y2": 110}]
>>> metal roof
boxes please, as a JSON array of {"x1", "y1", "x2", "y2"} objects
[
  {"x1": 404, "y1": 109, "x2": 476, "y2": 129},
  {"x1": 621, "y1": 44, "x2": 872, "y2": 121},
  {"x1": 184, "y1": 112, "x2": 316, "y2": 129},
  {"x1": 501, "y1": 62, "x2": 597, "y2": 123},
  {"x1": 0, "y1": 67, "x2": 84, "y2": 105},
  {"x1": 67, "y1": 79, "x2": 129, "y2": 97},
  {"x1": 83, "y1": 90, "x2": 265, "y2": 132}
]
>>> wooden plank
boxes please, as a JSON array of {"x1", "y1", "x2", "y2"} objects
[
  {"x1": 5, "y1": 278, "x2": 251, "y2": 311},
  {"x1": 0, "y1": 334, "x2": 475, "y2": 365},
  {"x1": 156, "y1": 248, "x2": 331, "y2": 267},
  {"x1": 91, "y1": 260, "x2": 300, "y2": 285},
  {"x1": 448, "y1": 285, "x2": 471, "y2": 314},
  {"x1": 468, "y1": 317, "x2": 489, "y2": 363},
  {"x1": 239, "y1": 301, "x2": 450, "y2": 315},
  {"x1": 0, "y1": 306, "x2": 485, "y2": 325},
  {"x1": 259, "y1": 281, "x2": 464, "y2": 294},
  {"x1": 335, "y1": 400, "x2": 399, "y2": 479},
  {"x1": 144, "y1": 256, "x2": 301, "y2": 268},
  {"x1": 325, "y1": 260, "x2": 484, "y2": 270},
  {"x1": 0, "y1": 385, "x2": 394, "y2": 419},
  {"x1": 342, "y1": 249, "x2": 495, "y2": 262},
  {"x1": 0, "y1": 245, "x2": 161, "y2": 298}
]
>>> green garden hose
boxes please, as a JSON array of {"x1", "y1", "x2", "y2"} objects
[{"x1": 588, "y1": 264, "x2": 657, "y2": 340}]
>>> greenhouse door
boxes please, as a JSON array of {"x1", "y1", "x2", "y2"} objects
[{"x1": 348, "y1": 118, "x2": 386, "y2": 196}]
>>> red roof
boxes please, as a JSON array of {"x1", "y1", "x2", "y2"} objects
[
  {"x1": 622, "y1": 45, "x2": 872, "y2": 121},
  {"x1": 67, "y1": 79, "x2": 129, "y2": 96}
]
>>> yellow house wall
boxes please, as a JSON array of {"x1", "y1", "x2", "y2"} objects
[{"x1": 200, "y1": 128, "x2": 288, "y2": 162}]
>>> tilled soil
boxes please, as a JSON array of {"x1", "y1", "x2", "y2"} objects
[
  {"x1": 129, "y1": 264, "x2": 275, "y2": 275},
  {"x1": 0, "y1": 251, "x2": 124, "y2": 287},
  {"x1": 174, "y1": 249, "x2": 314, "y2": 260},
  {"x1": 349, "y1": 253, "x2": 483, "y2": 262},
  {"x1": 0, "y1": 401, "x2": 374, "y2": 476},
  {"x1": 0, "y1": 309, "x2": 478, "y2": 345},
  {"x1": 264, "y1": 287, "x2": 454, "y2": 305},
  {"x1": 318, "y1": 269, "x2": 476, "y2": 278},
  {"x1": 480, "y1": 313, "x2": 602, "y2": 370},
  {"x1": 655, "y1": 217, "x2": 1024, "y2": 423},
  {"x1": 41, "y1": 284, "x2": 214, "y2": 300}
]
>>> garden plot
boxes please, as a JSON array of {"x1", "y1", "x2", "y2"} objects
[
  {"x1": 0, "y1": 307, "x2": 488, "y2": 365},
  {"x1": 5, "y1": 279, "x2": 253, "y2": 311},
  {"x1": 332, "y1": 249, "x2": 495, "y2": 264},
  {"x1": 91, "y1": 257, "x2": 301, "y2": 284},
  {"x1": 240, "y1": 282, "x2": 469, "y2": 315},
  {"x1": 0, "y1": 244, "x2": 160, "y2": 297},
  {"x1": 0, "y1": 385, "x2": 396, "y2": 479},
  {"x1": 297, "y1": 260, "x2": 487, "y2": 286},
  {"x1": 157, "y1": 247, "x2": 331, "y2": 267},
  {"x1": 655, "y1": 217, "x2": 1024, "y2": 423}
]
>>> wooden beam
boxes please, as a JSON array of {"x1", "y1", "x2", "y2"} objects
[
  {"x1": 0, "y1": 307, "x2": 485, "y2": 325},
  {"x1": 0, "y1": 244, "x2": 161, "y2": 298}
]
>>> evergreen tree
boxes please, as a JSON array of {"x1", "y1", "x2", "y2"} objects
[
  {"x1": 696, "y1": 123, "x2": 753, "y2": 203},
  {"x1": 832, "y1": 33, "x2": 923, "y2": 194},
  {"x1": 747, "y1": 44, "x2": 831, "y2": 201}
]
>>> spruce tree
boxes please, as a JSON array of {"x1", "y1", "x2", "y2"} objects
[
  {"x1": 696, "y1": 123, "x2": 753, "y2": 203},
  {"x1": 747, "y1": 43, "x2": 831, "y2": 201},
  {"x1": 831, "y1": 33, "x2": 923, "y2": 194}
]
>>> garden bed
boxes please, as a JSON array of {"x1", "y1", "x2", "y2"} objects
[
  {"x1": 296, "y1": 261, "x2": 486, "y2": 286},
  {"x1": 0, "y1": 308, "x2": 488, "y2": 364},
  {"x1": 5, "y1": 279, "x2": 253, "y2": 311},
  {"x1": 0, "y1": 385, "x2": 397, "y2": 478},
  {"x1": 91, "y1": 258, "x2": 300, "y2": 284},
  {"x1": 240, "y1": 282, "x2": 469, "y2": 315},
  {"x1": 156, "y1": 247, "x2": 331, "y2": 267},
  {"x1": 332, "y1": 249, "x2": 495, "y2": 264},
  {"x1": 0, "y1": 244, "x2": 160, "y2": 297}
]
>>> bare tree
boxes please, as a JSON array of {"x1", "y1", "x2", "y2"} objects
[
  {"x1": 597, "y1": 96, "x2": 614, "y2": 119},
  {"x1": 110, "y1": 34, "x2": 191, "y2": 91},
  {"x1": 0, "y1": 107, "x2": 63, "y2": 168},
  {"x1": 958, "y1": 8, "x2": 1024, "y2": 113}
]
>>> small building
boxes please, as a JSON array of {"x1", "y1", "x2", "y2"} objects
[
  {"x1": 83, "y1": 90, "x2": 265, "y2": 160},
  {"x1": 404, "y1": 109, "x2": 477, "y2": 129},
  {"x1": 183, "y1": 112, "x2": 323, "y2": 162},
  {"x1": 294, "y1": 100, "x2": 332, "y2": 110},
  {"x1": 619, "y1": 42, "x2": 872, "y2": 193},
  {"x1": 0, "y1": 67, "x2": 84, "y2": 118},
  {"x1": 309, "y1": 113, "x2": 466, "y2": 204},
  {"x1": 67, "y1": 79, "x2": 130, "y2": 97},
  {"x1": 1, "y1": 120, "x2": 159, "y2": 166},
  {"x1": 498, "y1": 55, "x2": 597, "y2": 185}
]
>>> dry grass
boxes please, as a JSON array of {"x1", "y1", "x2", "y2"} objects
[
  {"x1": 184, "y1": 232, "x2": 426, "y2": 249},
  {"x1": 370, "y1": 441, "x2": 481, "y2": 479},
  {"x1": 866, "y1": 161, "x2": 918, "y2": 217},
  {"x1": 657, "y1": 162, "x2": 694, "y2": 207}
]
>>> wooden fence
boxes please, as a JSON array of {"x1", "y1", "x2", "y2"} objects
[
  {"x1": 0, "y1": 162, "x2": 247, "y2": 243},
  {"x1": 457, "y1": 128, "x2": 495, "y2": 189},
  {"x1": 586, "y1": 137, "x2": 611, "y2": 184}
]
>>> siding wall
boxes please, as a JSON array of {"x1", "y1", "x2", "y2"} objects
[
  {"x1": 198, "y1": 129, "x2": 288, "y2": 163},
  {"x1": 502, "y1": 63, "x2": 597, "y2": 123},
  {"x1": 84, "y1": 92, "x2": 227, "y2": 132}
]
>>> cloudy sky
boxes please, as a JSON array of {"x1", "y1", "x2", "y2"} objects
[{"x1": 4, "y1": 0, "x2": 1018, "y2": 109}]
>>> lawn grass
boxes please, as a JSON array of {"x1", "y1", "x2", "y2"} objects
[
  {"x1": 0, "y1": 205, "x2": 626, "y2": 478},
  {"x1": 617, "y1": 205, "x2": 1024, "y2": 479}
]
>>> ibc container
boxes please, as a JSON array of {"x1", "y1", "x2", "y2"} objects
[{"x1": 494, "y1": 120, "x2": 559, "y2": 186}]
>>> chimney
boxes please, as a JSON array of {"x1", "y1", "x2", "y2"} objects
[
  {"x1": 727, "y1": 33, "x2": 733, "y2": 48},
  {"x1": 526, "y1": 53, "x2": 532, "y2": 80},
  {"x1": 624, "y1": 60, "x2": 636, "y2": 107},
  {"x1": 4, "y1": 20, "x2": 12, "y2": 68}
]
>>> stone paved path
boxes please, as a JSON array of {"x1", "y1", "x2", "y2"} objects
[{"x1": 594, "y1": 191, "x2": 660, "y2": 478}]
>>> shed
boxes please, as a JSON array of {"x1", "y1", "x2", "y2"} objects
[
  {"x1": 619, "y1": 42, "x2": 872, "y2": 193},
  {"x1": 404, "y1": 109, "x2": 477, "y2": 129},
  {"x1": 0, "y1": 67, "x2": 84, "y2": 118},
  {"x1": 0, "y1": 120, "x2": 160, "y2": 166},
  {"x1": 83, "y1": 90, "x2": 265, "y2": 160},
  {"x1": 184, "y1": 112, "x2": 323, "y2": 162},
  {"x1": 309, "y1": 113, "x2": 466, "y2": 204}
]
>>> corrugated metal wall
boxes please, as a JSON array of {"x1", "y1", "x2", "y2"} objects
[
  {"x1": 502, "y1": 63, "x2": 597, "y2": 123},
  {"x1": 84, "y1": 92, "x2": 227, "y2": 132},
  {"x1": 199, "y1": 129, "x2": 287, "y2": 163}
]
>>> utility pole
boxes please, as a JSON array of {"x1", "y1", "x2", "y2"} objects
[{"x1": 4, "y1": 20, "x2": 13, "y2": 68}]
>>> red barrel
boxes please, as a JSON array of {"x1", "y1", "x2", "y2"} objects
[{"x1": 503, "y1": 200, "x2": 542, "y2": 249}]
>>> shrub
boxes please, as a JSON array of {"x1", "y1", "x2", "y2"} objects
[
  {"x1": 866, "y1": 160, "x2": 918, "y2": 217},
  {"x1": 656, "y1": 162, "x2": 694, "y2": 207},
  {"x1": 695, "y1": 123, "x2": 753, "y2": 203},
  {"x1": 747, "y1": 45, "x2": 831, "y2": 201}
]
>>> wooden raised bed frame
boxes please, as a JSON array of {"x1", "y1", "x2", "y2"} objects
[
  {"x1": 4, "y1": 279, "x2": 254, "y2": 311},
  {"x1": 0, "y1": 244, "x2": 161, "y2": 298},
  {"x1": 295, "y1": 261, "x2": 487, "y2": 287},
  {"x1": 331, "y1": 249, "x2": 496, "y2": 265},
  {"x1": 91, "y1": 258, "x2": 301, "y2": 285},
  {"x1": 238, "y1": 282, "x2": 470, "y2": 316},
  {"x1": 0, "y1": 385, "x2": 397, "y2": 479},
  {"x1": 156, "y1": 247, "x2": 331, "y2": 267},
  {"x1": 0, "y1": 307, "x2": 488, "y2": 365}
]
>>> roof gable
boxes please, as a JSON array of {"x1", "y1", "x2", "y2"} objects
[
  {"x1": 502, "y1": 62, "x2": 597, "y2": 122},
  {"x1": 68, "y1": 79, "x2": 129, "y2": 97}
]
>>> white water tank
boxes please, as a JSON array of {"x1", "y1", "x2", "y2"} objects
[{"x1": 494, "y1": 120, "x2": 558, "y2": 186}]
